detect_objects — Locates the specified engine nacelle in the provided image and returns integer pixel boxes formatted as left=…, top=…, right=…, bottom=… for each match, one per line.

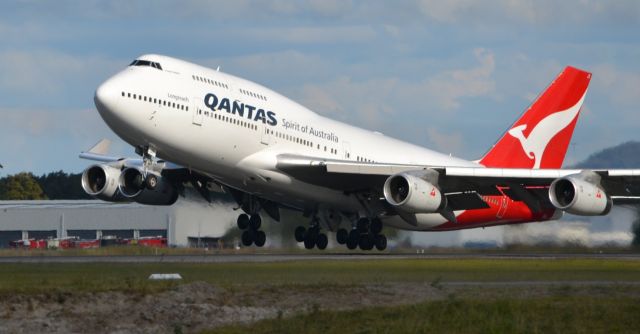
left=383, top=172, right=445, bottom=213
left=549, top=175, right=612, bottom=216
left=81, top=164, right=129, bottom=202
left=119, top=167, right=178, bottom=205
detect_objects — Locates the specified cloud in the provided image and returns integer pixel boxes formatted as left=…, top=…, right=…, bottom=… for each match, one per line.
left=0, top=49, right=122, bottom=97
left=426, top=127, right=464, bottom=154
left=420, top=48, right=496, bottom=110
left=241, top=25, right=377, bottom=44
left=416, top=0, right=640, bottom=25
left=591, top=63, right=640, bottom=107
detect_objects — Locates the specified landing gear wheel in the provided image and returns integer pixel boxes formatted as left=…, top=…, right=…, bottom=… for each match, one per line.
left=370, top=218, right=383, bottom=235
left=145, top=174, right=158, bottom=190
left=241, top=230, right=253, bottom=246
left=303, top=237, right=315, bottom=249
left=375, top=234, right=387, bottom=251
left=316, top=234, right=328, bottom=250
left=249, top=215, right=262, bottom=230
left=304, top=228, right=318, bottom=245
left=346, top=230, right=359, bottom=250
left=237, top=214, right=250, bottom=230
left=294, top=226, right=306, bottom=242
left=254, top=230, right=266, bottom=247
left=356, top=218, right=370, bottom=233
left=359, top=234, right=374, bottom=251
left=336, top=229, right=348, bottom=245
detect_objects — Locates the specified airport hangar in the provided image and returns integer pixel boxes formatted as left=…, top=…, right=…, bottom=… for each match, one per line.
left=0, top=200, right=233, bottom=248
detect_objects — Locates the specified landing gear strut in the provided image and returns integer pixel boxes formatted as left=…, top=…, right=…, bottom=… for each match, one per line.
left=237, top=213, right=266, bottom=247
left=336, top=217, right=387, bottom=251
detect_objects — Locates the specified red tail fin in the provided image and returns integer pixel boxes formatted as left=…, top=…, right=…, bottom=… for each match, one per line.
left=479, top=66, right=591, bottom=169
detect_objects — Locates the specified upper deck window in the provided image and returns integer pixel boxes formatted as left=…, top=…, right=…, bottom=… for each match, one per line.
left=129, top=59, right=163, bottom=70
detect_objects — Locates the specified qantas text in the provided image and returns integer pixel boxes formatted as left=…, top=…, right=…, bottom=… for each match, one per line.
left=204, top=93, right=277, bottom=126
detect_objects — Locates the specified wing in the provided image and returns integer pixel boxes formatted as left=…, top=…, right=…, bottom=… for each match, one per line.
left=276, top=153, right=640, bottom=212
left=79, top=139, right=214, bottom=202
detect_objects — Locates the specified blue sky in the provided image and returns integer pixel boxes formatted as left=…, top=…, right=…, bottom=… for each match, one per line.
left=1, top=0, right=640, bottom=176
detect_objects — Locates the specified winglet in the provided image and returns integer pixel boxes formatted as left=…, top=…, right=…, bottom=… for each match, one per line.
left=88, top=139, right=111, bottom=155
left=79, top=139, right=120, bottom=163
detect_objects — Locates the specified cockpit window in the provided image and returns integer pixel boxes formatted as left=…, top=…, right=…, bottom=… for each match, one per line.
left=129, top=59, right=162, bottom=70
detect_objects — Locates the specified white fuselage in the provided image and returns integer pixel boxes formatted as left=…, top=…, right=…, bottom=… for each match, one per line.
left=94, top=54, right=479, bottom=230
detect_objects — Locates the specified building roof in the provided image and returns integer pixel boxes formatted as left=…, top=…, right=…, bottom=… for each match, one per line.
left=0, top=200, right=148, bottom=210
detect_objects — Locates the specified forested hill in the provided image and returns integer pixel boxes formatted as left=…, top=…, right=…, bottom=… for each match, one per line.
left=571, top=141, right=640, bottom=169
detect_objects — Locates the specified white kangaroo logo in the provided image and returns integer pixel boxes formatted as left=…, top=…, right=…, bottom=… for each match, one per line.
left=508, top=93, right=586, bottom=169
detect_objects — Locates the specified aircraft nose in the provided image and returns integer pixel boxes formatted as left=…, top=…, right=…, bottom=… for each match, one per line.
left=94, top=77, right=120, bottom=115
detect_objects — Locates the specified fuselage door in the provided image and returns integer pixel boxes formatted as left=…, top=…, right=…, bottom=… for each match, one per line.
left=192, top=96, right=203, bottom=126
left=342, top=142, right=351, bottom=160
left=261, top=125, right=271, bottom=145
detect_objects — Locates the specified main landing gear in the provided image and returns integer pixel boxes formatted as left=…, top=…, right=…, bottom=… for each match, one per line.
left=237, top=213, right=266, bottom=247
left=336, top=217, right=387, bottom=251
left=294, top=220, right=329, bottom=250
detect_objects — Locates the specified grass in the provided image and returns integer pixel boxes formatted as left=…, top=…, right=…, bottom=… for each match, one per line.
left=0, top=258, right=639, bottom=295
left=209, top=296, right=640, bottom=334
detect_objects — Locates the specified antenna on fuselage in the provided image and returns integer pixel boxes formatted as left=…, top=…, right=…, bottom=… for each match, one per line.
left=216, top=66, right=220, bottom=72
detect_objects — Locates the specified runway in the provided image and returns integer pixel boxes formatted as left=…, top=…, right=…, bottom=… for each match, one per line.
left=1, top=252, right=640, bottom=263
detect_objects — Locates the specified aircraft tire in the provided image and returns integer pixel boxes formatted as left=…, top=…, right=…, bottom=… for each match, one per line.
left=375, top=234, right=387, bottom=251
left=249, top=215, right=262, bottom=230
left=359, top=234, right=373, bottom=251
left=145, top=174, right=158, bottom=190
left=370, top=218, right=383, bottom=235
left=336, top=229, right=348, bottom=244
left=255, top=230, right=266, bottom=247
left=241, top=230, right=253, bottom=246
left=237, top=214, right=250, bottom=230
left=346, top=237, right=358, bottom=250
left=294, top=226, right=306, bottom=242
left=303, top=236, right=315, bottom=249
left=356, top=218, right=369, bottom=232
left=316, top=234, right=328, bottom=250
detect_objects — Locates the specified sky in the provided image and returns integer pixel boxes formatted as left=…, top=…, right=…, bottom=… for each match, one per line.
left=0, top=0, right=638, bottom=246
left=1, top=1, right=639, bottom=176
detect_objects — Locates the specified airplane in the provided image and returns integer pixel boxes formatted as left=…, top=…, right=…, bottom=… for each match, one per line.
left=81, top=54, right=640, bottom=251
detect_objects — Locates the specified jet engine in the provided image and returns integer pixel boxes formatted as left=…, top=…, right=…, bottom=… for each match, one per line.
left=383, top=172, right=445, bottom=213
left=549, top=174, right=612, bottom=216
left=81, top=164, right=129, bottom=202
left=119, top=167, right=178, bottom=205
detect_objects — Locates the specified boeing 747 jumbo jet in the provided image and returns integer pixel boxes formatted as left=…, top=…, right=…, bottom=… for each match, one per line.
left=81, top=54, right=640, bottom=250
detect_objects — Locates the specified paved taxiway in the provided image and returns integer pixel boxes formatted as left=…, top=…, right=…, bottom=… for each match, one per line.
left=1, top=253, right=639, bottom=263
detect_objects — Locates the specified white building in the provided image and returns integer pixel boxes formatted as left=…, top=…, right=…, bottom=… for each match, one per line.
left=0, top=199, right=237, bottom=247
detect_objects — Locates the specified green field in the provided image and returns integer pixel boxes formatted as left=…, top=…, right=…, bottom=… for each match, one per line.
left=211, top=296, right=640, bottom=334
left=1, top=258, right=639, bottom=333
left=1, top=258, right=639, bottom=294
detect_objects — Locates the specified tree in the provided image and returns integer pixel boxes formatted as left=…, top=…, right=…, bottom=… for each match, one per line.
left=0, top=172, right=46, bottom=200
left=35, top=171, right=91, bottom=200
